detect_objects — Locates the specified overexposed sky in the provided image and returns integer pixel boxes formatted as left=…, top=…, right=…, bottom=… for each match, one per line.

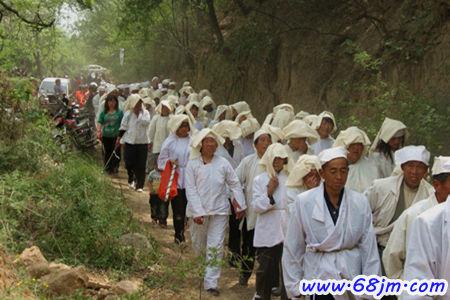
left=57, top=3, right=84, bottom=35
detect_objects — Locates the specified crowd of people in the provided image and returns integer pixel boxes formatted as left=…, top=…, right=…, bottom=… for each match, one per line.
left=81, top=75, right=449, bottom=300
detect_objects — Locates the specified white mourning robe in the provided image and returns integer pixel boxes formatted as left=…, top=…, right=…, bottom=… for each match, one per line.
left=253, top=171, right=288, bottom=248
left=147, top=114, right=170, bottom=153
left=402, top=199, right=450, bottom=300
left=236, top=153, right=264, bottom=231
left=311, top=136, right=334, bottom=155
left=383, top=194, right=438, bottom=279
left=282, top=183, right=381, bottom=299
left=364, top=174, right=434, bottom=247
left=346, top=156, right=381, bottom=193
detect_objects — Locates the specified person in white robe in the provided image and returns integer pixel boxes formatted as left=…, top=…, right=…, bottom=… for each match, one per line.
left=333, top=126, right=380, bottom=193
left=201, top=95, right=216, bottom=124
left=282, top=147, right=381, bottom=299
left=186, top=128, right=246, bottom=296
left=236, top=111, right=260, bottom=157
left=235, top=128, right=273, bottom=286
left=263, top=103, right=295, bottom=129
left=208, top=105, right=230, bottom=128
left=282, top=147, right=381, bottom=300
left=157, top=114, right=193, bottom=243
left=147, top=100, right=173, bottom=172
left=186, top=101, right=207, bottom=130
left=402, top=195, right=450, bottom=300
left=252, top=143, right=289, bottom=300
left=364, top=145, right=434, bottom=274
left=178, top=86, right=194, bottom=106
left=286, top=155, right=322, bottom=212
left=369, top=117, right=407, bottom=178
left=310, top=111, right=337, bottom=155
left=282, top=119, right=319, bottom=173
left=230, top=101, right=251, bottom=120
left=383, top=156, right=450, bottom=279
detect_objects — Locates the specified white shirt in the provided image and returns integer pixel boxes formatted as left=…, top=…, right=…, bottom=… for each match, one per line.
left=157, top=134, right=191, bottom=189
left=236, top=153, right=264, bottom=231
left=282, top=184, right=381, bottom=299
left=253, top=171, right=288, bottom=248
left=311, top=136, right=334, bottom=155
left=364, top=174, right=434, bottom=246
left=185, top=155, right=246, bottom=218
left=286, top=186, right=307, bottom=214
left=346, top=156, right=381, bottom=193
left=402, top=200, right=450, bottom=300
left=370, top=151, right=395, bottom=178
left=119, top=109, right=151, bottom=144
left=383, top=194, right=438, bottom=279
left=240, top=137, right=255, bottom=158
left=147, top=114, right=170, bottom=153
left=215, top=140, right=245, bottom=170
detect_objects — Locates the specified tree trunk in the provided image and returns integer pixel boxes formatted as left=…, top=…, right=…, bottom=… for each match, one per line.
left=204, top=0, right=224, bottom=49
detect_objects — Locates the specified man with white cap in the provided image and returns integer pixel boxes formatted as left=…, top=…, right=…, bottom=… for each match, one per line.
left=370, top=117, right=407, bottom=178
left=157, top=114, right=192, bottom=243
left=310, top=111, right=337, bottom=155
left=282, top=119, right=319, bottom=173
left=252, top=143, right=290, bottom=300
left=333, top=126, right=381, bottom=193
left=283, top=146, right=380, bottom=299
left=383, top=156, right=450, bottom=280
left=186, top=128, right=246, bottom=296
left=147, top=100, right=173, bottom=172
left=286, top=155, right=322, bottom=212
left=364, top=145, right=434, bottom=273
left=235, top=128, right=272, bottom=286
left=402, top=163, right=450, bottom=300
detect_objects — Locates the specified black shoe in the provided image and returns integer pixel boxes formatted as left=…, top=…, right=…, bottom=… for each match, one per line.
left=271, top=287, right=281, bottom=297
left=206, top=288, right=220, bottom=297
left=238, top=276, right=249, bottom=287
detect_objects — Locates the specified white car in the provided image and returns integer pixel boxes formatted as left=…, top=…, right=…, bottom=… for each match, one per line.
left=38, top=77, right=71, bottom=98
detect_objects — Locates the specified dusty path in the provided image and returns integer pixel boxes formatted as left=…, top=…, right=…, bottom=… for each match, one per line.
left=110, top=171, right=258, bottom=300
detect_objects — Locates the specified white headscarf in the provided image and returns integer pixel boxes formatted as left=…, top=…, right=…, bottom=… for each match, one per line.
left=186, top=93, right=201, bottom=103
left=240, top=117, right=261, bottom=138
left=295, top=111, right=310, bottom=120
left=261, top=124, right=285, bottom=143
left=168, top=114, right=191, bottom=134
left=286, top=155, right=322, bottom=188
left=370, top=117, right=407, bottom=153
left=431, top=156, right=450, bottom=176
left=259, top=143, right=289, bottom=178
left=200, top=96, right=216, bottom=110
left=394, top=145, right=430, bottom=167
left=155, top=100, right=174, bottom=114
left=212, top=120, right=242, bottom=140
left=230, top=101, right=250, bottom=115
left=199, top=89, right=212, bottom=100
left=333, top=126, right=371, bottom=155
left=303, top=114, right=318, bottom=127
left=190, top=128, right=224, bottom=159
left=315, top=111, right=337, bottom=133
left=123, top=94, right=143, bottom=111
left=283, top=120, right=319, bottom=145
left=213, top=105, right=231, bottom=121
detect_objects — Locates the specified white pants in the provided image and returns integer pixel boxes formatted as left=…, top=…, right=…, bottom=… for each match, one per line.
left=190, top=215, right=228, bottom=290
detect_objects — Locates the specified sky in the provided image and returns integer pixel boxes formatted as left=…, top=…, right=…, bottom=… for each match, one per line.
left=56, top=3, right=83, bottom=36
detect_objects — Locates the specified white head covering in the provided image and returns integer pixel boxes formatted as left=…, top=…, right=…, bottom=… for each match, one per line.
left=213, top=105, right=231, bottom=121
left=199, top=89, right=212, bottom=100
left=273, top=103, right=294, bottom=114
left=186, top=93, right=201, bottom=103
left=155, top=100, right=174, bottom=114
left=261, top=124, right=285, bottom=143
left=179, top=86, right=194, bottom=96
left=370, top=117, right=407, bottom=152
left=183, top=81, right=191, bottom=87
left=235, top=110, right=253, bottom=123
left=333, top=126, right=371, bottom=154
left=303, top=114, right=318, bottom=127
left=190, top=128, right=224, bottom=159
left=253, top=127, right=273, bottom=143
left=432, top=156, right=450, bottom=176
left=286, top=155, right=322, bottom=188
left=138, top=88, right=150, bottom=98
left=162, top=79, right=171, bottom=86
left=315, top=111, right=337, bottom=133
left=283, top=120, right=319, bottom=144
left=200, top=96, right=216, bottom=110
left=168, top=114, right=191, bottom=134
left=230, top=101, right=250, bottom=115
left=166, top=95, right=179, bottom=107
left=395, top=145, right=430, bottom=166
left=174, top=105, right=196, bottom=125
left=271, top=109, right=295, bottom=129
left=259, top=143, right=289, bottom=178
left=295, top=111, right=310, bottom=120
left=240, top=117, right=260, bottom=138
left=142, top=97, right=156, bottom=109
left=212, top=120, right=242, bottom=140
left=318, top=147, right=348, bottom=166
left=123, top=94, right=143, bottom=111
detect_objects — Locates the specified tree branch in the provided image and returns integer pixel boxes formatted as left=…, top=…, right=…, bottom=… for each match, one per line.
left=0, top=0, right=55, bottom=28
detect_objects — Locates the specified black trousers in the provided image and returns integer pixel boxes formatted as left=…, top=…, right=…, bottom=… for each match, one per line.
left=149, top=193, right=169, bottom=224
left=240, top=218, right=256, bottom=280
left=124, top=143, right=148, bottom=189
left=228, top=199, right=241, bottom=263
left=102, top=136, right=120, bottom=173
left=255, top=243, right=288, bottom=300
left=172, top=189, right=187, bottom=243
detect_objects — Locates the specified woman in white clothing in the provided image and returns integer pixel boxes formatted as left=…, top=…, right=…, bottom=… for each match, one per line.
left=252, top=143, right=289, bottom=300
left=185, top=128, right=246, bottom=296
left=310, top=111, right=337, bottom=155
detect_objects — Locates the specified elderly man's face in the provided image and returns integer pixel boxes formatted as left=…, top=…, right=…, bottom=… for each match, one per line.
left=402, top=161, right=428, bottom=189
left=347, top=143, right=364, bottom=164
left=289, top=137, right=308, bottom=153
left=201, top=137, right=218, bottom=157
left=320, top=158, right=349, bottom=192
